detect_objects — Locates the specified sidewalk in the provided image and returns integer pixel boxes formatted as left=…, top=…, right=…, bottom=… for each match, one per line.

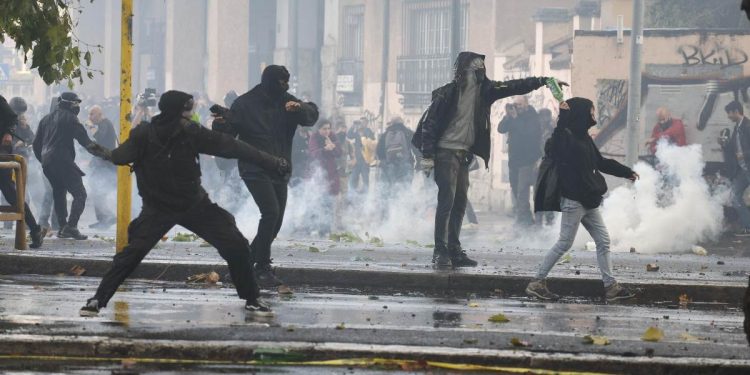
left=1, top=226, right=747, bottom=306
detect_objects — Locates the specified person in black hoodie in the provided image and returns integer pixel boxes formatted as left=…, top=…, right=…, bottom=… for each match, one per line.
left=527, top=97, right=639, bottom=302
left=0, top=95, right=46, bottom=248
left=79, top=91, right=289, bottom=317
left=214, top=65, right=319, bottom=287
left=412, top=51, right=559, bottom=269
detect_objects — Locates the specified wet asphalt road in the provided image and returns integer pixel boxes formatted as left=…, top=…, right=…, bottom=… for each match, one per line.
left=0, top=274, right=747, bottom=372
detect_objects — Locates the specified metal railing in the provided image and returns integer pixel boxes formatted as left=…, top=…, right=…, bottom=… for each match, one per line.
left=396, top=55, right=453, bottom=108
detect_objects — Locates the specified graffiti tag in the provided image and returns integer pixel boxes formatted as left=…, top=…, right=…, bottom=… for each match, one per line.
left=678, top=44, right=749, bottom=68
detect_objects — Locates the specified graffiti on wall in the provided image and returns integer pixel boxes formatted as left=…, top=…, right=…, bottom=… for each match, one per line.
left=595, top=79, right=628, bottom=132
left=678, top=44, right=749, bottom=69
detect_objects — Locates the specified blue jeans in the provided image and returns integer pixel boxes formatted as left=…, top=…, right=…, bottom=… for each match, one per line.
left=535, top=198, right=616, bottom=287
left=731, top=171, right=750, bottom=229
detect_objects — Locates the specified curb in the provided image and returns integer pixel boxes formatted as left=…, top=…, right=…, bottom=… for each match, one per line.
left=0, top=253, right=744, bottom=307
left=0, top=335, right=748, bottom=375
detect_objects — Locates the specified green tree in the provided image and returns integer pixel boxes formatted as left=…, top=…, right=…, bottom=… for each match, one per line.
left=647, top=0, right=749, bottom=29
left=0, top=0, right=99, bottom=85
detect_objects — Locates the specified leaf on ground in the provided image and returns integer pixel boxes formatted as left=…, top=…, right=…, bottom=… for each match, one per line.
left=335, top=322, right=345, bottom=330
left=463, top=338, right=478, bottom=344
left=488, top=313, right=510, bottom=323
left=199, top=241, right=212, bottom=248
left=646, top=263, right=660, bottom=272
left=510, top=337, right=530, bottom=347
left=68, top=265, right=86, bottom=276
left=161, top=236, right=169, bottom=241
left=641, top=326, right=664, bottom=342
left=406, top=240, right=420, bottom=246
left=329, top=232, right=363, bottom=243
left=679, top=332, right=702, bottom=342
left=582, top=335, right=611, bottom=345
left=369, top=236, right=384, bottom=247
left=278, top=285, right=293, bottom=295
left=691, top=245, right=708, bottom=256
left=557, top=253, right=572, bottom=265
left=468, top=302, right=480, bottom=308
left=424, top=243, right=435, bottom=248
left=308, top=246, right=320, bottom=253
left=206, top=271, right=220, bottom=284
left=173, top=232, right=199, bottom=242
left=678, top=293, right=691, bottom=307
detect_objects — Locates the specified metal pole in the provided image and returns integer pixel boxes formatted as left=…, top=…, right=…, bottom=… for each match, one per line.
left=379, top=0, right=390, bottom=134
left=116, top=0, right=133, bottom=252
left=624, top=0, right=644, bottom=167
left=450, top=0, right=461, bottom=62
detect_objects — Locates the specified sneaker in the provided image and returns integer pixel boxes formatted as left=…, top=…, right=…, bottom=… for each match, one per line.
left=29, top=227, right=48, bottom=249
left=59, top=225, right=88, bottom=240
left=525, top=279, right=560, bottom=300
left=735, top=228, right=750, bottom=237
left=432, top=247, right=452, bottom=269
left=605, top=282, right=636, bottom=302
left=79, top=299, right=100, bottom=317
left=449, top=246, right=478, bottom=268
left=254, top=264, right=284, bottom=287
left=245, top=298, right=274, bottom=316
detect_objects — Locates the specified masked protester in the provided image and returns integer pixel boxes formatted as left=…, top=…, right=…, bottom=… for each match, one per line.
left=412, top=51, right=561, bottom=269
left=214, top=65, right=319, bottom=287
left=32, top=92, right=110, bottom=240
left=0, top=95, right=46, bottom=248
left=80, top=90, right=291, bottom=317
left=528, top=97, right=639, bottom=302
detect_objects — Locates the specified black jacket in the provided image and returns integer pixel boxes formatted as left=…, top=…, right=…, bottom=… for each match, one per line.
left=413, top=76, right=546, bottom=167
left=722, top=117, right=750, bottom=178
left=215, top=85, right=319, bottom=183
left=0, top=95, right=18, bottom=155
left=535, top=98, right=633, bottom=211
left=33, top=108, right=98, bottom=173
left=111, top=115, right=282, bottom=213
left=498, top=106, right=543, bottom=168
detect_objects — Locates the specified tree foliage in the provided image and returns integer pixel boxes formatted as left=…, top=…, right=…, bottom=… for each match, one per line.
left=0, top=0, right=99, bottom=86
left=646, top=0, right=750, bottom=29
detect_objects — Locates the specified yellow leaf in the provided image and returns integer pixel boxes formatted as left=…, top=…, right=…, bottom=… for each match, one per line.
left=582, top=335, right=610, bottom=345
left=468, top=302, right=479, bottom=308
left=642, top=326, right=664, bottom=342
left=510, top=337, right=530, bottom=347
left=488, top=314, right=510, bottom=323
left=679, top=332, right=702, bottom=342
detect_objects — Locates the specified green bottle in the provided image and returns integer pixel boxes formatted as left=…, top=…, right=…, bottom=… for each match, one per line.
left=545, top=77, right=565, bottom=103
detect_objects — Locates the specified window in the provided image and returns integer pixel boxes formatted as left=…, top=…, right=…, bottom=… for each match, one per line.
left=337, top=5, right=365, bottom=107
left=397, top=0, right=468, bottom=109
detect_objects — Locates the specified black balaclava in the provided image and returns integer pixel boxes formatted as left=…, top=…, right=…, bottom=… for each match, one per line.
left=158, top=90, right=194, bottom=120
left=59, top=92, right=82, bottom=115
left=260, top=65, right=291, bottom=98
left=453, top=51, right=487, bottom=85
left=558, top=97, right=596, bottom=137
left=0, top=95, right=17, bottom=131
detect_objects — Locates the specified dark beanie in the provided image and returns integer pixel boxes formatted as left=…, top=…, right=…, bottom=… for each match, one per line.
left=158, top=90, right=193, bottom=117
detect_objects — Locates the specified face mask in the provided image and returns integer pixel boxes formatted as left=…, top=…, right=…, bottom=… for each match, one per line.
left=71, top=105, right=80, bottom=115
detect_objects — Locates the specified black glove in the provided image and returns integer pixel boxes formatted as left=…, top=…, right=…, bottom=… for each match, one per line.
left=86, top=143, right=112, bottom=161
left=276, top=157, right=291, bottom=177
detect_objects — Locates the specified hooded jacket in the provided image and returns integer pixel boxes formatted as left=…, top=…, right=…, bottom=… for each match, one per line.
left=33, top=104, right=101, bottom=173
left=0, top=95, right=18, bottom=154
left=412, top=52, right=547, bottom=167
left=110, top=91, right=285, bottom=213
left=215, top=65, right=319, bottom=183
left=535, top=97, right=633, bottom=211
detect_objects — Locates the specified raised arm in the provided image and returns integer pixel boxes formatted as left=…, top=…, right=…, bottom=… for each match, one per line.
left=486, top=77, right=547, bottom=103
left=194, top=125, right=287, bottom=174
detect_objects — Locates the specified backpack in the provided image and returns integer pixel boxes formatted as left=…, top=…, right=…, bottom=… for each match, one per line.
left=385, top=129, right=409, bottom=162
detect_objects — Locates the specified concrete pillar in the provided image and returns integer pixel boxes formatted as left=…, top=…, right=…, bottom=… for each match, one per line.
left=164, top=0, right=207, bottom=93
left=534, top=21, right=544, bottom=76
left=320, top=0, right=339, bottom=116
left=103, top=0, right=121, bottom=98
left=273, top=0, right=293, bottom=68
left=206, top=0, right=250, bottom=102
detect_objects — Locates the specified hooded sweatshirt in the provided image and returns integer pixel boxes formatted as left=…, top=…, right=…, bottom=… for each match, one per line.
left=437, top=57, right=483, bottom=151
left=551, top=97, right=633, bottom=209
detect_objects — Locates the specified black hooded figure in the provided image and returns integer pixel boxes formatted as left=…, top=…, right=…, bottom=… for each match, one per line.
left=527, top=97, right=639, bottom=302
left=412, top=51, right=554, bottom=269
left=80, top=90, right=291, bottom=317
left=0, top=95, right=46, bottom=248
left=215, top=65, right=319, bottom=287
left=33, top=92, right=110, bottom=240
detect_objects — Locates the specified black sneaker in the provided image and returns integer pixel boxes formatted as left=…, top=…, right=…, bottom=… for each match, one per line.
left=605, top=282, right=636, bottom=302
left=525, top=279, right=560, bottom=300
left=255, top=264, right=284, bottom=287
left=449, top=247, right=478, bottom=268
left=79, top=299, right=100, bottom=317
left=432, top=247, right=452, bottom=269
left=245, top=298, right=274, bottom=316
left=29, top=227, right=48, bottom=249
left=59, top=225, right=88, bottom=240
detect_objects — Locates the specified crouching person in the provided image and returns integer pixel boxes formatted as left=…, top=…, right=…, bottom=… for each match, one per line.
left=527, top=98, right=639, bottom=302
left=80, top=91, right=290, bottom=317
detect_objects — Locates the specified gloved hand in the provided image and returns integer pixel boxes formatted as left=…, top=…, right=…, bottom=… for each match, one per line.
left=86, top=143, right=112, bottom=161
left=275, top=157, right=291, bottom=177
left=421, top=158, right=434, bottom=177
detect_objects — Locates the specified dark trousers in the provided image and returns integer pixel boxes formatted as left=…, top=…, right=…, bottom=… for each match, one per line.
left=90, top=167, right=115, bottom=221
left=43, top=164, right=86, bottom=228
left=38, top=177, right=58, bottom=229
left=0, top=168, right=39, bottom=233
left=244, top=179, right=288, bottom=266
left=348, top=161, right=370, bottom=192
left=511, top=163, right=536, bottom=224
left=92, top=199, right=259, bottom=307
left=434, top=149, right=470, bottom=249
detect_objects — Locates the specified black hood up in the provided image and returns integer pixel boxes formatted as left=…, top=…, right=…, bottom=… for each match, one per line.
left=453, top=51, right=487, bottom=84
left=261, top=65, right=291, bottom=97
left=558, top=97, right=596, bottom=137
left=158, top=90, right=193, bottom=119
left=0, top=95, right=18, bottom=130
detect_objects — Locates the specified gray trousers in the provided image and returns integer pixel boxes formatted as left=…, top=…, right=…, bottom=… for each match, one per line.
left=434, top=149, right=470, bottom=249
left=536, top=198, right=616, bottom=287
left=514, top=164, right=536, bottom=224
